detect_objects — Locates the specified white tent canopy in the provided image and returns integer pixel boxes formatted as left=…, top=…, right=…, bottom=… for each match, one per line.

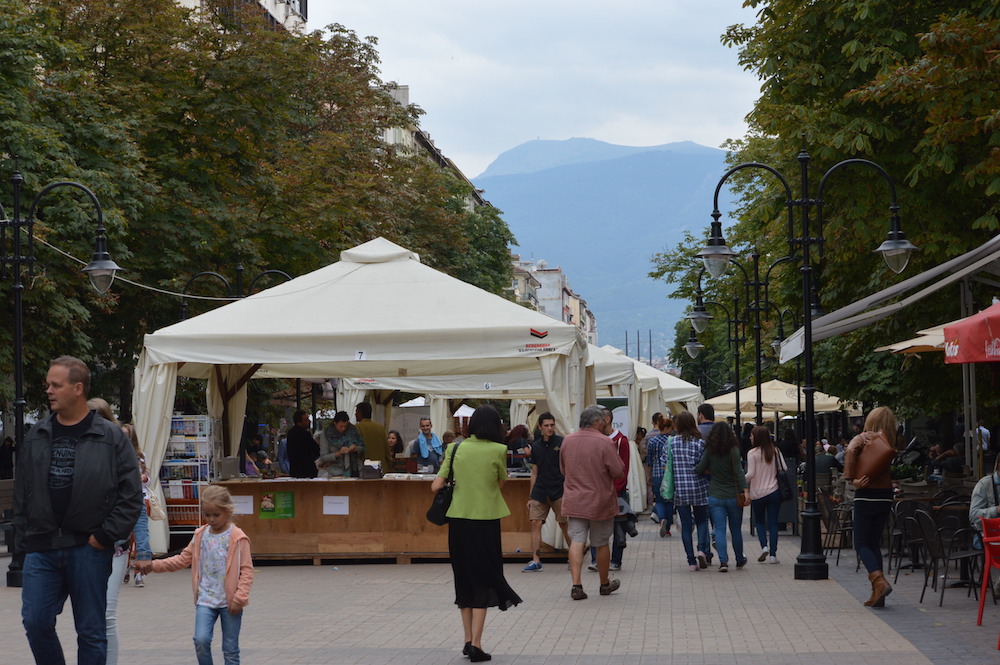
left=593, top=345, right=704, bottom=420
left=133, top=238, right=589, bottom=551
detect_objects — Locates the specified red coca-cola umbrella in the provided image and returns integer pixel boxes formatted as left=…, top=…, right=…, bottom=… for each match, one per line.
left=943, top=302, right=1000, bottom=363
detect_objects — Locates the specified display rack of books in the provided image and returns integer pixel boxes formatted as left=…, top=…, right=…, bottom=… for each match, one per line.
left=161, top=415, right=214, bottom=534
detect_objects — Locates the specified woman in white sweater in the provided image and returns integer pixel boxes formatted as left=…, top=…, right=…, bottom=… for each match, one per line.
left=745, top=426, right=786, bottom=564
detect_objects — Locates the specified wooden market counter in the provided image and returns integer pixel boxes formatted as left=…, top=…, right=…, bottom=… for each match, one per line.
left=213, top=477, right=538, bottom=564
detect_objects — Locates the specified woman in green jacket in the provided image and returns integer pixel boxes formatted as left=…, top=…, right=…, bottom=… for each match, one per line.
left=432, top=405, right=521, bottom=662
left=695, top=422, right=750, bottom=572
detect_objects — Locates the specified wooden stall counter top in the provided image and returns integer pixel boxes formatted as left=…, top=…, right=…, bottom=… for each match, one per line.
left=214, top=477, right=535, bottom=564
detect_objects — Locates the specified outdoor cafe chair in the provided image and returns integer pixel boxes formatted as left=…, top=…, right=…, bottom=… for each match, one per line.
left=933, top=489, right=964, bottom=504
left=817, top=489, right=852, bottom=566
left=976, top=516, right=1000, bottom=648
left=891, top=500, right=926, bottom=582
left=916, top=510, right=981, bottom=607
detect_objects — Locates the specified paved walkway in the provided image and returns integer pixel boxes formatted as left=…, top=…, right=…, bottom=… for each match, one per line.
left=0, top=515, right=996, bottom=664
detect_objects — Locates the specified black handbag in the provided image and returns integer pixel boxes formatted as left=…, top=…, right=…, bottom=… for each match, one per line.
left=775, top=454, right=793, bottom=501
left=426, top=442, right=460, bottom=526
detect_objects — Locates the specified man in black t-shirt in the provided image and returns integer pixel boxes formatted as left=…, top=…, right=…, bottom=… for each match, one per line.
left=286, top=410, right=320, bottom=478
left=14, top=356, right=142, bottom=665
left=522, top=412, right=570, bottom=572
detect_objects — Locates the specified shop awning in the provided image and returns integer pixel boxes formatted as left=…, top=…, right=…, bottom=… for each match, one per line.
left=780, top=234, right=1000, bottom=363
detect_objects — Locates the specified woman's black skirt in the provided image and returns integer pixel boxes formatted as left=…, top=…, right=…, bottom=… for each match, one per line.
left=448, top=518, right=522, bottom=611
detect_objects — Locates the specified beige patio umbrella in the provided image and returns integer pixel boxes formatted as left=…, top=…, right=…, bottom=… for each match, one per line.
left=704, top=379, right=846, bottom=414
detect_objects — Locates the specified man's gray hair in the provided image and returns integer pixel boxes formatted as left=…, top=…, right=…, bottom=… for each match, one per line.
left=579, top=405, right=605, bottom=429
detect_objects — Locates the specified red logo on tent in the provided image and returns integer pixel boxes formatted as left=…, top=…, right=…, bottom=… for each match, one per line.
left=530, top=329, right=548, bottom=339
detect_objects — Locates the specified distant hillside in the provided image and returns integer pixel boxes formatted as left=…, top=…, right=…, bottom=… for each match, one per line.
left=474, top=139, right=737, bottom=358
left=477, top=138, right=721, bottom=179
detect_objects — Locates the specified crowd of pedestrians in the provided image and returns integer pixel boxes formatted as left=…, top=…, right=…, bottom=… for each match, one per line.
left=10, top=357, right=918, bottom=665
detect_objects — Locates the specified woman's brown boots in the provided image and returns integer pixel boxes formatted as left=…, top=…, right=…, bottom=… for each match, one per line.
left=864, top=571, right=892, bottom=607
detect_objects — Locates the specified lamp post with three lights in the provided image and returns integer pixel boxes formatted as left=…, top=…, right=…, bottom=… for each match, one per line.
left=695, top=148, right=916, bottom=580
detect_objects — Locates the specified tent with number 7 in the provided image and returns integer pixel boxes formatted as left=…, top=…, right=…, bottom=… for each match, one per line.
left=133, top=237, right=591, bottom=551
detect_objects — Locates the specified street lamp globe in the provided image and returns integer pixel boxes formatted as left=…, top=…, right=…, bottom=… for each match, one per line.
left=683, top=330, right=704, bottom=359
left=688, top=296, right=713, bottom=334
left=876, top=235, right=917, bottom=274
left=697, top=243, right=737, bottom=279
left=83, top=256, right=122, bottom=294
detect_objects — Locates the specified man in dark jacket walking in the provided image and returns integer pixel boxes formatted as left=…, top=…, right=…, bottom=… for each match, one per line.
left=14, top=356, right=142, bottom=665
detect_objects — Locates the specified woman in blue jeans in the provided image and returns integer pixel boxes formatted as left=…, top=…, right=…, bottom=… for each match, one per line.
left=661, top=411, right=712, bottom=571
left=645, top=417, right=674, bottom=535
left=695, top=422, right=749, bottom=572
left=745, top=425, right=784, bottom=564
left=844, top=406, right=897, bottom=607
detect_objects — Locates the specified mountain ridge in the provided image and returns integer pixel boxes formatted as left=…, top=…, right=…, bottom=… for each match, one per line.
left=475, top=138, right=736, bottom=357
left=476, top=137, right=723, bottom=179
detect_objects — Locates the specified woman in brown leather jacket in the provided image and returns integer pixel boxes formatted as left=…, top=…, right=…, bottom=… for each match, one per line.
left=843, top=406, right=897, bottom=607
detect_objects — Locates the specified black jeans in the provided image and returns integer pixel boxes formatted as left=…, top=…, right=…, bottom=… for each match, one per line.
left=852, top=498, right=891, bottom=573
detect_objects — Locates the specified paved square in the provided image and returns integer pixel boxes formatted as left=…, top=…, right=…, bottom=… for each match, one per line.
left=1, top=515, right=996, bottom=663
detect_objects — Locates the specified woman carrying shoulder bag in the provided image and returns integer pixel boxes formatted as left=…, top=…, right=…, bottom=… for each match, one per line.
left=843, top=406, right=897, bottom=608
left=431, top=405, right=521, bottom=662
left=695, top=422, right=750, bottom=572
left=745, top=425, right=783, bottom=564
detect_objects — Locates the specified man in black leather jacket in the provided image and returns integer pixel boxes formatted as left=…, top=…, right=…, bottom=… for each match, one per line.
left=13, top=356, right=142, bottom=665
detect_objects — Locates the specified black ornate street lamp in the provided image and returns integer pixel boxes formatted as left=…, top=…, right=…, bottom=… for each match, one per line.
left=180, top=263, right=292, bottom=320
left=1, top=170, right=122, bottom=586
left=696, top=148, right=916, bottom=581
left=688, top=270, right=745, bottom=429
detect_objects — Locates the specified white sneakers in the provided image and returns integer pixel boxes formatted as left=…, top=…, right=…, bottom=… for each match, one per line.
left=769, top=556, right=779, bottom=564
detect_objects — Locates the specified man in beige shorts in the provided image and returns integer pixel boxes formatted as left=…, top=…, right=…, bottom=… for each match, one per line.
left=559, top=405, right=626, bottom=600
left=522, top=413, right=570, bottom=572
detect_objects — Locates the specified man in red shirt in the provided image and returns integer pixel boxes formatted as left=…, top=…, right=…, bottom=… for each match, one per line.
left=599, top=408, right=632, bottom=571
left=560, top=405, right=626, bottom=600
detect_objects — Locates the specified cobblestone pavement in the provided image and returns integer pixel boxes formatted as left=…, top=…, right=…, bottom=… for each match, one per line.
left=1, top=514, right=997, bottom=664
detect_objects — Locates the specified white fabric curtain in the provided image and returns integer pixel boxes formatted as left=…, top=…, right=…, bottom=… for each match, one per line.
left=206, top=365, right=254, bottom=456
left=541, top=514, right=569, bottom=551
left=131, top=351, right=177, bottom=554
left=583, top=362, right=597, bottom=413
left=336, top=383, right=366, bottom=422
left=510, top=399, right=532, bottom=430
left=626, top=439, right=647, bottom=513
left=539, top=355, right=577, bottom=436
left=429, top=397, right=451, bottom=439
left=640, top=386, right=661, bottom=425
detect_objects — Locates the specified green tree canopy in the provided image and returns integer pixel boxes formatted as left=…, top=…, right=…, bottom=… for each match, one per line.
left=654, top=0, right=1000, bottom=418
left=0, top=0, right=515, bottom=414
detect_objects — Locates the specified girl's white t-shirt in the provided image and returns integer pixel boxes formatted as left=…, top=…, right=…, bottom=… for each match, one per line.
left=197, top=525, right=231, bottom=608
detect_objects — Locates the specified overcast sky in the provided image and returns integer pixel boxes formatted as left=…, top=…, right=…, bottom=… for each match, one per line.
left=307, top=1, right=762, bottom=178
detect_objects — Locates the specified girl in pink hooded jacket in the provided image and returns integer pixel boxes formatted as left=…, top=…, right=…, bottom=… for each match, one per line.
left=142, top=485, right=253, bottom=665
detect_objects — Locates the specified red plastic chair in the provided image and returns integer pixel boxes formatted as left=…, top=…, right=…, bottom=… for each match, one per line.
left=977, top=516, right=1000, bottom=649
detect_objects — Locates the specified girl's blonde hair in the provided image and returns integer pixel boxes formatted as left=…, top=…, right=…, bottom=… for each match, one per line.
left=864, top=406, right=897, bottom=439
left=87, top=397, right=118, bottom=425
left=201, top=485, right=235, bottom=514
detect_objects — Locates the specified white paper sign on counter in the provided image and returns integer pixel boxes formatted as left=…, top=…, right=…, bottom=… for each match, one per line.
left=323, top=495, right=349, bottom=515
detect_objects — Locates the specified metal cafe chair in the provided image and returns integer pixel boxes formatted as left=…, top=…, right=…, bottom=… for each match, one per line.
left=916, top=510, right=980, bottom=607
left=891, top=499, right=926, bottom=583
left=817, top=489, right=852, bottom=566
